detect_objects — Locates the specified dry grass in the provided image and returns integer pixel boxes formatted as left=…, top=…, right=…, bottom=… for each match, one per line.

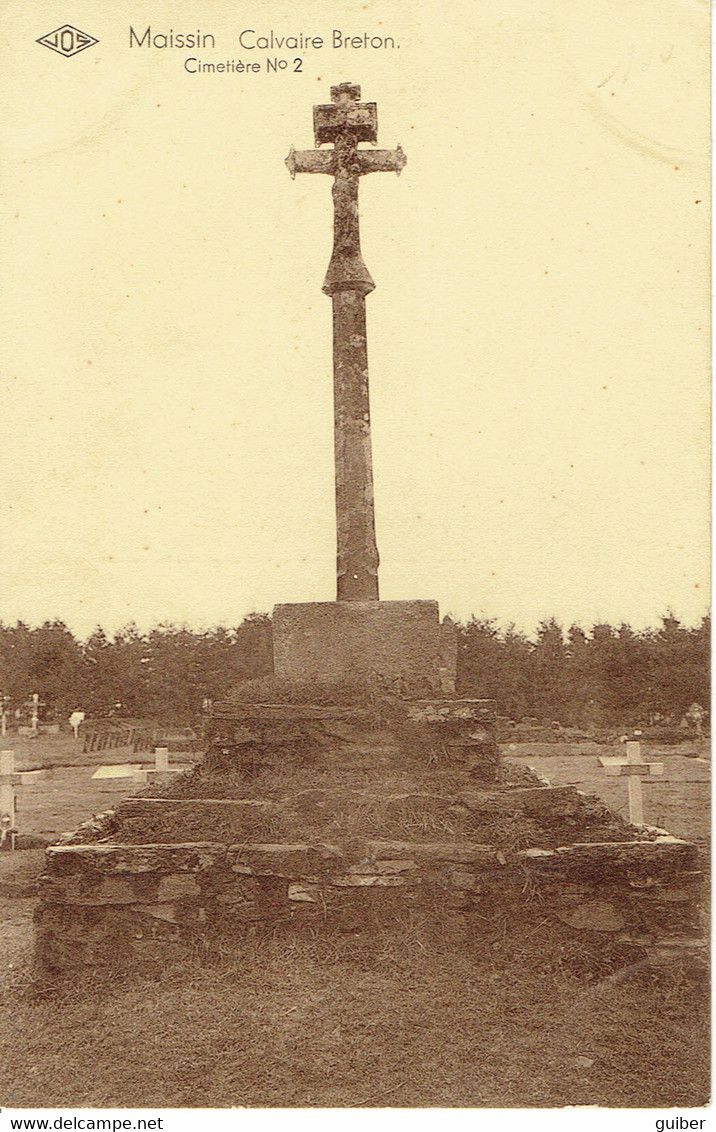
left=1, top=734, right=707, bottom=1109
left=114, top=757, right=632, bottom=850
left=0, top=917, right=708, bottom=1108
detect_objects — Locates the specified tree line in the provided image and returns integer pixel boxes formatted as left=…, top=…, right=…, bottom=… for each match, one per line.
left=0, top=612, right=708, bottom=727
left=457, top=614, right=709, bottom=727
left=0, top=615, right=272, bottom=723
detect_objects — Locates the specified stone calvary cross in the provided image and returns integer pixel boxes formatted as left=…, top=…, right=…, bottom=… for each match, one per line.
left=286, top=82, right=406, bottom=602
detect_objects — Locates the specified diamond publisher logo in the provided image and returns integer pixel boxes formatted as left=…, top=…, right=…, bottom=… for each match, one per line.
left=37, top=25, right=98, bottom=57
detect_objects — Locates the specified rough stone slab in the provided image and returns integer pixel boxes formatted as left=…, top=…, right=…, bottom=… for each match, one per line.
left=330, top=875, right=407, bottom=887
left=460, top=785, right=581, bottom=815
left=41, top=838, right=701, bottom=899
left=134, top=904, right=180, bottom=924
left=405, top=699, right=497, bottom=725
left=521, top=839, right=699, bottom=881
left=38, top=875, right=158, bottom=906
left=288, top=883, right=320, bottom=902
left=156, top=875, right=201, bottom=901
left=46, top=843, right=227, bottom=875
left=227, top=842, right=345, bottom=877
left=91, top=764, right=142, bottom=780
left=347, top=858, right=419, bottom=875
left=210, top=702, right=374, bottom=723
left=118, top=797, right=273, bottom=815
left=365, top=840, right=500, bottom=864
left=272, top=599, right=441, bottom=686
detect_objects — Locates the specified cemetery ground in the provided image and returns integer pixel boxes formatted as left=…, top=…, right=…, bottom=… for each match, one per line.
left=0, top=737, right=708, bottom=1109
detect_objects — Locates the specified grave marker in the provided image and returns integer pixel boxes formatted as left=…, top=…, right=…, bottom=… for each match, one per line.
left=29, top=692, right=42, bottom=735
left=69, top=710, right=85, bottom=740
left=599, top=740, right=664, bottom=826
left=0, top=750, right=46, bottom=850
left=154, top=746, right=169, bottom=773
left=0, top=751, right=16, bottom=849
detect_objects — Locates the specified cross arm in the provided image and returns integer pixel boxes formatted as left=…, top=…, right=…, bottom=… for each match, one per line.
left=599, top=756, right=664, bottom=777
left=285, top=147, right=334, bottom=179
left=355, top=146, right=407, bottom=175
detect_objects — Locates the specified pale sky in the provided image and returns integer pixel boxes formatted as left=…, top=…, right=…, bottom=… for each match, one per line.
left=0, top=0, right=710, bottom=640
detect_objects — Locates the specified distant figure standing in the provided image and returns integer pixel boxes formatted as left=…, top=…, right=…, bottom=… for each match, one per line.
left=69, top=710, right=86, bottom=740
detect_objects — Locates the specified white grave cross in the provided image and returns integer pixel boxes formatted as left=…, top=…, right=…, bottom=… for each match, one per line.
left=90, top=747, right=186, bottom=792
left=0, top=750, right=44, bottom=850
left=0, top=751, right=17, bottom=849
left=599, top=740, right=664, bottom=826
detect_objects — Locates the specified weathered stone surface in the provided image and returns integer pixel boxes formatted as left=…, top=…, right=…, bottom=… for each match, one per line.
left=521, top=839, right=699, bottom=881
left=38, top=874, right=157, bottom=905
left=228, top=842, right=345, bottom=877
left=405, top=699, right=496, bottom=726
left=288, top=883, right=320, bottom=902
left=134, top=904, right=180, bottom=923
left=558, top=900, right=626, bottom=932
left=34, top=821, right=703, bottom=976
left=460, top=785, right=581, bottom=816
left=272, top=599, right=441, bottom=687
left=156, top=874, right=201, bottom=901
left=46, top=843, right=226, bottom=876
left=330, top=875, right=407, bottom=887
left=287, top=83, right=406, bottom=601
left=346, top=858, right=418, bottom=875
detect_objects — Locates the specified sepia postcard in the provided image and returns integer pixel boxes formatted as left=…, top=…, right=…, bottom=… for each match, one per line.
left=0, top=0, right=709, bottom=1125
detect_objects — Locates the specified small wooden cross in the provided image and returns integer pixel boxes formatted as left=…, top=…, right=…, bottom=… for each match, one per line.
left=91, top=747, right=189, bottom=791
left=22, top=692, right=45, bottom=735
left=599, top=740, right=664, bottom=826
left=0, top=750, right=44, bottom=850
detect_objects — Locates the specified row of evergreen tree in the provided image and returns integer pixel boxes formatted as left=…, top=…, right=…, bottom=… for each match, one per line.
left=0, top=612, right=708, bottom=727
left=457, top=615, right=709, bottom=727
left=0, top=616, right=272, bottom=722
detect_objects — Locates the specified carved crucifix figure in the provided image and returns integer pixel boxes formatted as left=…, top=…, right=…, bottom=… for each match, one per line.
left=287, top=82, right=406, bottom=601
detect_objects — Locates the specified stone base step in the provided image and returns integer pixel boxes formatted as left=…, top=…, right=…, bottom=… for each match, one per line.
left=34, top=833, right=703, bottom=974
left=41, top=835, right=699, bottom=889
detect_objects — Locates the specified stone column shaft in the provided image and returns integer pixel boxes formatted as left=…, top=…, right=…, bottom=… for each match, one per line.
left=332, top=289, right=379, bottom=601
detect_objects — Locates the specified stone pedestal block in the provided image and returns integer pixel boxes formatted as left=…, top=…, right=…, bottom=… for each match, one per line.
left=272, top=600, right=441, bottom=689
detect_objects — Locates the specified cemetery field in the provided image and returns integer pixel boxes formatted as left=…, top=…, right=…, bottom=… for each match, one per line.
left=7, top=733, right=176, bottom=771
left=0, top=739, right=709, bottom=1109
left=506, top=745, right=710, bottom=851
left=4, top=748, right=201, bottom=849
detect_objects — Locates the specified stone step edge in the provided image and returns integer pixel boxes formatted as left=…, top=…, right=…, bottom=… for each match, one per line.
left=210, top=704, right=376, bottom=722
left=64, top=784, right=606, bottom=846
left=44, top=835, right=697, bottom=873
left=118, top=784, right=587, bottom=811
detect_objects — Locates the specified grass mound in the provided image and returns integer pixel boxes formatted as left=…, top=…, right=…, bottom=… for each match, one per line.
left=1, top=912, right=708, bottom=1108
left=107, top=755, right=635, bottom=851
